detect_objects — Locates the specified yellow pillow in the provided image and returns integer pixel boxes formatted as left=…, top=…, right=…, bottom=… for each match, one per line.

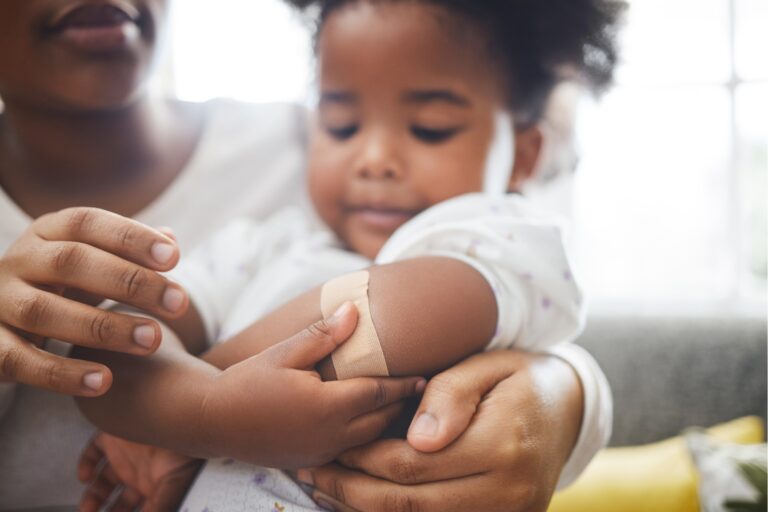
left=548, top=416, right=765, bottom=512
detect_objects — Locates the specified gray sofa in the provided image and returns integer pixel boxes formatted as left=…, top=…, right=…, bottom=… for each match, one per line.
left=578, top=314, right=767, bottom=446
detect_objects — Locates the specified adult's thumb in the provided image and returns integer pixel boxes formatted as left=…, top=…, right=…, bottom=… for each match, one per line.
left=264, top=302, right=358, bottom=370
left=407, top=352, right=516, bottom=452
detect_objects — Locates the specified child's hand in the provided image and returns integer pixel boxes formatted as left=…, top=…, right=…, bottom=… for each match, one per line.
left=202, top=302, right=426, bottom=469
left=78, top=432, right=201, bottom=512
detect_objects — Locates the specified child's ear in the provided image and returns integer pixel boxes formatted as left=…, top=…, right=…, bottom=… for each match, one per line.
left=508, top=126, right=543, bottom=192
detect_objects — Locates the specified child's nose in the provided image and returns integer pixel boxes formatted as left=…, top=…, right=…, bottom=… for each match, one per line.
left=355, top=133, right=404, bottom=180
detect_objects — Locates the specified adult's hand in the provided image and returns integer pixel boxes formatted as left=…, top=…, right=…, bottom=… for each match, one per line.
left=201, top=302, right=426, bottom=469
left=0, top=207, right=188, bottom=396
left=300, top=350, right=584, bottom=512
left=78, top=432, right=201, bottom=512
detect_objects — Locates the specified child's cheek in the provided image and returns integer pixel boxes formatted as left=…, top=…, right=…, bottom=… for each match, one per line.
left=308, top=161, right=345, bottom=230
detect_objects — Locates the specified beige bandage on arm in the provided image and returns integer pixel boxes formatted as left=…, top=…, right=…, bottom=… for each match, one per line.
left=320, top=270, right=389, bottom=379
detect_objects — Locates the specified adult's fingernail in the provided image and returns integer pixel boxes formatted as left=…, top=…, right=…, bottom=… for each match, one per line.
left=409, top=412, right=438, bottom=438
left=331, top=301, right=354, bottom=323
left=83, top=372, right=104, bottom=391
left=296, top=468, right=313, bottom=486
left=151, top=242, right=175, bottom=265
left=162, top=287, right=185, bottom=313
left=133, top=324, right=156, bottom=349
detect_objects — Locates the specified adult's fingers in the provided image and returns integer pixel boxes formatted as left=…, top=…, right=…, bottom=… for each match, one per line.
left=78, top=435, right=106, bottom=483
left=312, top=492, right=360, bottom=512
left=262, top=302, right=358, bottom=369
left=31, top=207, right=180, bottom=272
left=79, top=463, right=123, bottom=512
left=0, top=326, right=112, bottom=395
left=305, top=463, right=498, bottom=512
left=0, top=286, right=164, bottom=354
left=337, top=435, right=491, bottom=486
left=13, top=242, right=188, bottom=319
left=407, top=351, right=522, bottom=452
left=143, top=460, right=203, bottom=512
left=328, top=375, right=425, bottom=418
left=107, top=486, right=143, bottom=512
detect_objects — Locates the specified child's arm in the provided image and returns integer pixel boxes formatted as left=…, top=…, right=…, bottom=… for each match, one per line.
left=202, top=256, right=497, bottom=378
left=75, top=304, right=424, bottom=468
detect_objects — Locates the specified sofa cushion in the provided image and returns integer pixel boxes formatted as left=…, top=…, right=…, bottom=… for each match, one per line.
left=577, top=314, right=767, bottom=446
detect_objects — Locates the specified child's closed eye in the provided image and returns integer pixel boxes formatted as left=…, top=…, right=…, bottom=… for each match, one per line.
left=410, top=125, right=465, bottom=144
left=326, top=124, right=359, bottom=141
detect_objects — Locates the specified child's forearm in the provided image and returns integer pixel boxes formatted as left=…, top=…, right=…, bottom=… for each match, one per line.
left=204, top=256, right=497, bottom=378
left=74, top=325, right=222, bottom=458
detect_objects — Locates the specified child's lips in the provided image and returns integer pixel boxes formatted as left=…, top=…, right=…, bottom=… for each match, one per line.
left=347, top=206, right=419, bottom=232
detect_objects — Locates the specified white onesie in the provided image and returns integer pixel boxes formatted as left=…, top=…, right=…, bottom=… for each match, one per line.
left=172, top=192, right=609, bottom=511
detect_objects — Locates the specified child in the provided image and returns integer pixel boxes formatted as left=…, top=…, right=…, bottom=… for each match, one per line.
left=76, top=0, right=624, bottom=509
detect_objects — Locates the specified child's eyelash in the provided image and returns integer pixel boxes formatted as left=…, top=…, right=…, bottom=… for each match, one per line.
left=410, top=126, right=464, bottom=144
left=327, top=125, right=358, bottom=140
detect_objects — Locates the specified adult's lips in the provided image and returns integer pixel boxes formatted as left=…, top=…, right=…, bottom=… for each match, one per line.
left=45, top=1, right=142, bottom=53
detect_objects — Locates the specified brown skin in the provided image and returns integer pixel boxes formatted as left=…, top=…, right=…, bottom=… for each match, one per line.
left=76, top=4, right=583, bottom=511
left=77, top=305, right=425, bottom=469
left=305, top=350, right=583, bottom=512
left=76, top=257, right=493, bottom=460
left=309, top=2, right=541, bottom=260
left=0, top=0, right=206, bottom=395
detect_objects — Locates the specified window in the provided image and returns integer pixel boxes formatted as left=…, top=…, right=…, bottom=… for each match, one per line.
left=571, top=0, right=766, bottom=312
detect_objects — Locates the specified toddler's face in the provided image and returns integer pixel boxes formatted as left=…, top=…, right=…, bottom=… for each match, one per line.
left=308, top=1, right=539, bottom=259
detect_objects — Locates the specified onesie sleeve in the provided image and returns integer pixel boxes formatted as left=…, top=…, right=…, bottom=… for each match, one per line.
left=548, top=342, right=613, bottom=489
left=376, top=193, right=585, bottom=351
left=169, top=218, right=268, bottom=345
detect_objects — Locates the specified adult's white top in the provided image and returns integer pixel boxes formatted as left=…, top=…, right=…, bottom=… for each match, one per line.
left=0, top=99, right=306, bottom=509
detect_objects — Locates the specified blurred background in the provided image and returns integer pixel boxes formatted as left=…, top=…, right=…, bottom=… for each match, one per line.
left=159, top=0, right=767, bottom=316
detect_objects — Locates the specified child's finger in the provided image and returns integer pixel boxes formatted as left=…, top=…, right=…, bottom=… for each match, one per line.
left=263, top=302, right=358, bottom=369
left=331, top=376, right=425, bottom=418
left=343, top=401, right=405, bottom=448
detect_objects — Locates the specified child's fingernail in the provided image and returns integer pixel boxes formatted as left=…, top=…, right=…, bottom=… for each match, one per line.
left=331, top=301, right=354, bottom=322
left=162, top=287, right=185, bottom=313
left=296, top=468, right=313, bottom=486
left=409, top=412, right=438, bottom=438
left=83, top=372, right=104, bottom=391
left=151, top=242, right=175, bottom=265
left=133, top=324, right=156, bottom=349
left=415, top=379, right=427, bottom=394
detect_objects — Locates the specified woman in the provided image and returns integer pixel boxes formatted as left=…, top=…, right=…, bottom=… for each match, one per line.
left=0, top=0, right=609, bottom=510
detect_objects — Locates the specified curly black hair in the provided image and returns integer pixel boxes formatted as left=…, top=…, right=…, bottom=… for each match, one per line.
left=285, top=0, right=626, bottom=125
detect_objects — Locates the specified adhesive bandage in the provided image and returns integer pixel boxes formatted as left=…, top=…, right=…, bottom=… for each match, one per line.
left=320, top=270, right=389, bottom=379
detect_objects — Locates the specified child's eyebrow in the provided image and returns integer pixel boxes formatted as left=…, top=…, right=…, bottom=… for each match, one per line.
left=320, top=91, right=357, bottom=104
left=402, top=90, right=471, bottom=107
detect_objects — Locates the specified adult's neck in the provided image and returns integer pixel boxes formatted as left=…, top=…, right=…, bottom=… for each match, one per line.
left=0, top=94, right=170, bottom=188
